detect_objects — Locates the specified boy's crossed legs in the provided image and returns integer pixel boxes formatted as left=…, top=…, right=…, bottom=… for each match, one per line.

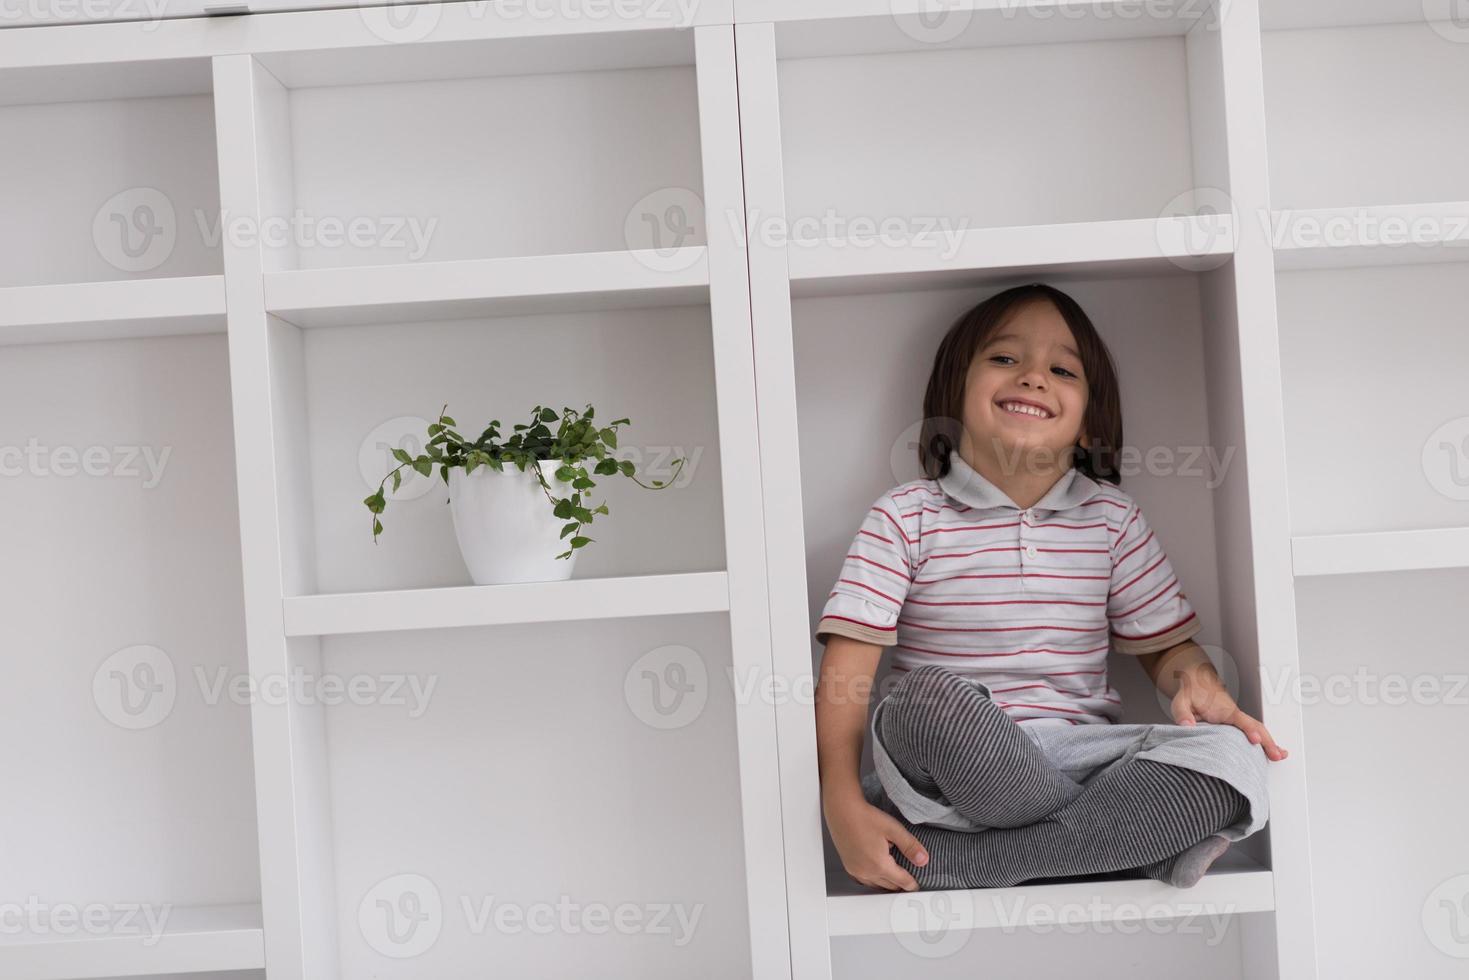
left=878, top=664, right=1247, bottom=890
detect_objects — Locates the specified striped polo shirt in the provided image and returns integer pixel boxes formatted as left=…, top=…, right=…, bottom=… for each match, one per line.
left=815, top=449, right=1201, bottom=726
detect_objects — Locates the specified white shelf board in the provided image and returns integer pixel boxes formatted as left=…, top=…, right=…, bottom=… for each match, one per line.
left=0, top=902, right=264, bottom=980
left=0, top=58, right=213, bottom=107
left=787, top=215, right=1232, bottom=298
left=284, top=570, right=731, bottom=637
left=264, top=249, right=710, bottom=328
left=1271, top=202, right=1469, bottom=271
left=0, top=0, right=729, bottom=78
left=0, top=275, right=226, bottom=346
left=255, top=23, right=700, bottom=88
left=1292, top=527, right=1469, bottom=578
left=1261, top=0, right=1447, bottom=32
left=826, top=851, right=1273, bottom=938
left=742, top=0, right=1209, bottom=58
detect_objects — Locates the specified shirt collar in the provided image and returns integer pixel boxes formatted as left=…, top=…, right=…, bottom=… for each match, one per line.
left=937, top=449, right=1102, bottom=514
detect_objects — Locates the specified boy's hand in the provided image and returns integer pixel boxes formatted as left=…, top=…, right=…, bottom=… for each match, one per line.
left=825, top=794, right=929, bottom=892
left=1168, top=663, right=1288, bottom=762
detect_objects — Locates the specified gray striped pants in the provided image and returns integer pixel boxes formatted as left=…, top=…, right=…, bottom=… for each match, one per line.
left=864, top=664, right=1267, bottom=890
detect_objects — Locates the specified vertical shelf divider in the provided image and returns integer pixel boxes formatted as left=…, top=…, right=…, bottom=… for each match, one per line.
left=694, top=23, right=794, bottom=980
left=212, top=52, right=340, bottom=980
left=732, top=20, right=833, bottom=980
left=1214, top=2, right=1320, bottom=977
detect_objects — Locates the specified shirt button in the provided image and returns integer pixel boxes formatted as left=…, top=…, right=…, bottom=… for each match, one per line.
left=1025, top=545, right=1038, bottom=559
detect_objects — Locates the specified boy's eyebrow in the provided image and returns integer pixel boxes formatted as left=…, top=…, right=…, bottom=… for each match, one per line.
left=985, top=332, right=1082, bottom=361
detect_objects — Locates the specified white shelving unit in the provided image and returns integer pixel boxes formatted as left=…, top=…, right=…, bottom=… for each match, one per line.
left=0, top=39, right=263, bottom=980
left=1259, top=4, right=1469, bottom=979
left=736, top=1, right=1314, bottom=978
left=4, top=0, right=1461, bottom=977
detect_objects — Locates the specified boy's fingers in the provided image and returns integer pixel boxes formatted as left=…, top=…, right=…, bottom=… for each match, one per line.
left=1170, top=688, right=1197, bottom=726
left=1232, top=709, right=1288, bottom=760
left=878, top=856, right=920, bottom=892
left=888, top=823, right=929, bottom=867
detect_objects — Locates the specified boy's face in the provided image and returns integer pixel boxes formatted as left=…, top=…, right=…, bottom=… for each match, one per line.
left=960, top=299, right=1090, bottom=473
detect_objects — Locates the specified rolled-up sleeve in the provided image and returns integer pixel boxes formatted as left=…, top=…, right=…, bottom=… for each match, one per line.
left=814, top=490, right=916, bottom=647
left=1107, top=500, right=1202, bottom=655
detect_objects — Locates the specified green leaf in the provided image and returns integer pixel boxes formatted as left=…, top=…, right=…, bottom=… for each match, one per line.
left=439, top=464, right=450, bottom=485
left=427, top=423, right=445, bottom=436
left=618, top=460, right=634, bottom=477
left=569, top=536, right=591, bottom=549
left=440, top=415, right=457, bottom=427
left=600, top=427, right=617, bottom=449
left=373, top=517, right=383, bottom=537
left=391, top=470, right=402, bottom=492
left=392, top=448, right=413, bottom=465
left=594, top=458, right=618, bottom=476
left=412, top=458, right=433, bottom=478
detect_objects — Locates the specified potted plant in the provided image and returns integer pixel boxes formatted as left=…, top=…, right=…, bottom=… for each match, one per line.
left=364, top=404, right=684, bottom=586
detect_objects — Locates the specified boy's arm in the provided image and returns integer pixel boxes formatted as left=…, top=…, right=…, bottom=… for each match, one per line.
left=1137, top=638, right=1289, bottom=760
left=1136, top=638, right=1218, bottom=699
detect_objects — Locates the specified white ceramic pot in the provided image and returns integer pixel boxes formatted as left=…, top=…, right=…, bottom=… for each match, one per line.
left=447, top=459, right=579, bottom=586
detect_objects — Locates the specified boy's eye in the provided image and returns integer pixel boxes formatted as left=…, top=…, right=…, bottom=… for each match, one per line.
left=990, top=354, right=1079, bottom=379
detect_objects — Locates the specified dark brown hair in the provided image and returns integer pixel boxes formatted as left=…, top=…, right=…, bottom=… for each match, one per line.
left=917, top=283, right=1123, bottom=485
